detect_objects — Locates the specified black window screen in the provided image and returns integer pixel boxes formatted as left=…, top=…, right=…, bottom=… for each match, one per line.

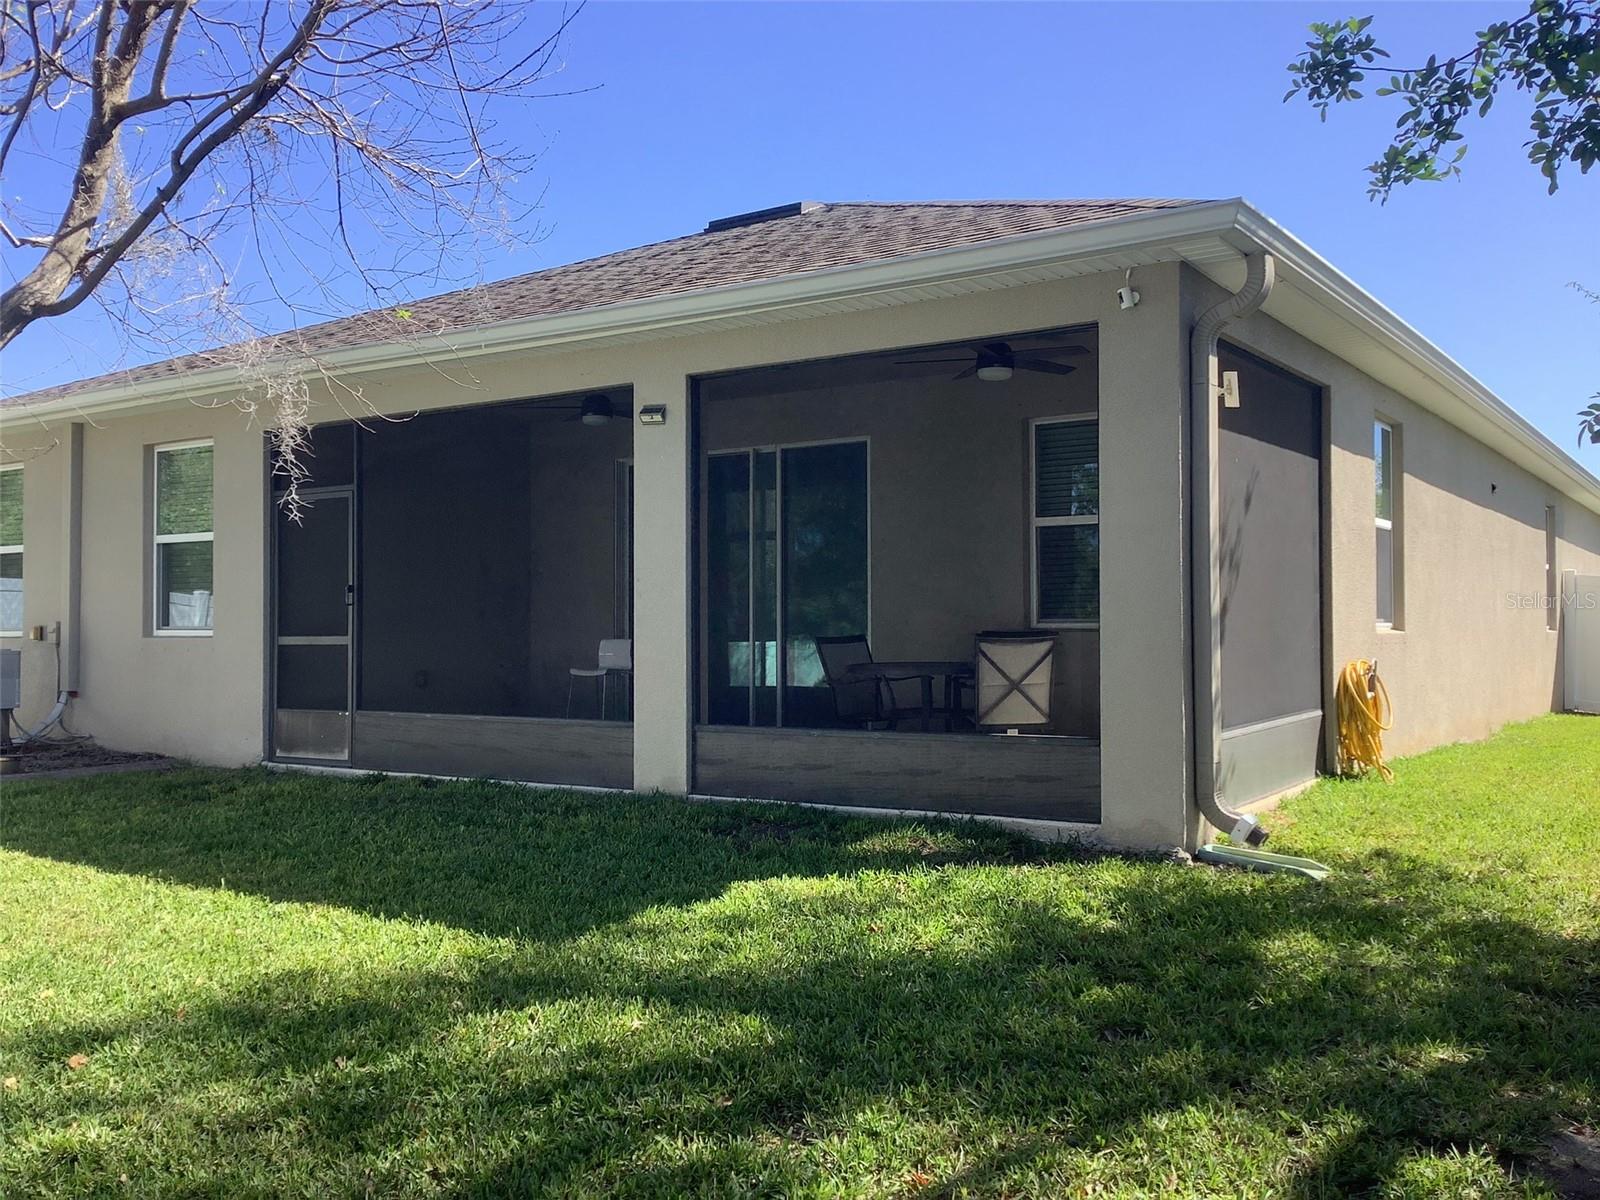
left=276, top=498, right=349, bottom=638
left=358, top=406, right=535, bottom=716
left=273, top=423, right=355, bottom=491
left=278, top=644, right=348, bottom=711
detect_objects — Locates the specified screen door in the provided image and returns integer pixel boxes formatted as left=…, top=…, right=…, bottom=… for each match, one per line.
left=272, top=490, right=354, bottom=760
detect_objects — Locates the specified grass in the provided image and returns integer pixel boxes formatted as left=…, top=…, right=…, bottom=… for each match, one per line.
left=1, top=715, right=1596, bottom=1198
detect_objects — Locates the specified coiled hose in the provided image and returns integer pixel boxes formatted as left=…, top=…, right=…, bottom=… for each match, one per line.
left=1336, top=659, right=1393, bottom=782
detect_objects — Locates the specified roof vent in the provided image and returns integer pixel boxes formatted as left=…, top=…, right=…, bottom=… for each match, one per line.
left=705, top=201, right=823, bottom=234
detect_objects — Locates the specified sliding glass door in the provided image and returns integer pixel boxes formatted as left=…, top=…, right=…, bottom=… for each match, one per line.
left=704, top=440, right=868, bottom=727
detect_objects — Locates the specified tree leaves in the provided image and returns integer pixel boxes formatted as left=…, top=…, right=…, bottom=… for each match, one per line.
left=1286, top=0, right=1600, bottom=199
left=1578, top=399, right=1600, bottom=446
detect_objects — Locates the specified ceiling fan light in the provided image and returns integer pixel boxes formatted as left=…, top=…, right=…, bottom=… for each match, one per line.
left=976, top=364, right=1013, bottom=382
left=579, top=394, right=613, bottom=425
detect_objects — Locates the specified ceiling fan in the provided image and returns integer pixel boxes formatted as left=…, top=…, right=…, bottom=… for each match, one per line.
left=895, top=340, right=1089, bottom=382
left=538, top=393, right=631, bottom=426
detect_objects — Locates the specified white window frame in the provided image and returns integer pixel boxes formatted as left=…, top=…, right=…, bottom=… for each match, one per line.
left=1545, top=504, right=1558, bottom=633
left=1030, top=414, right=1099, bottom=630
left=1375, top=419, right=1398, bottom=629
left=0, top=463, right=21, bottom=638
left=152, top=438, right=215, bottom=637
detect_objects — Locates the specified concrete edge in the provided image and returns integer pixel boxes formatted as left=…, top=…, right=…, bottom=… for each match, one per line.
left=262, top=760, right=1107, bottom=845
left=0, top=756, right=180, bottom=781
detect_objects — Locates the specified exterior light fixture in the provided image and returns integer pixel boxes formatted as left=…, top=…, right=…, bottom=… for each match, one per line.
left=1118, top=268, right=1141, bottom=310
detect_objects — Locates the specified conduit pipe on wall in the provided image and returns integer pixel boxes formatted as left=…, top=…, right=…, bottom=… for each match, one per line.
left=12, top=693, right=71, bottom=744
left=1190, top=252, right=1276, bottom=846
left=63, top=422, right=84, bottom=693
left=14, top=423, right=87, bottom=746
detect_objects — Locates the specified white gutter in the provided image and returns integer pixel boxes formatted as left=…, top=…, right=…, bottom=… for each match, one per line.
left=12, top=196, right=1600, bottom=514
left=1229, top=202, right=1600, bottom=510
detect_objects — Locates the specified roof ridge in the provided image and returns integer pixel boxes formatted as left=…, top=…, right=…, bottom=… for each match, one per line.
left=824, top=198, right=1206, bottom=208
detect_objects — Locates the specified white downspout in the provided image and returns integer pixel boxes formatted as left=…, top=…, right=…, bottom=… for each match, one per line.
left=1190, top=252, right=1276, bottom=846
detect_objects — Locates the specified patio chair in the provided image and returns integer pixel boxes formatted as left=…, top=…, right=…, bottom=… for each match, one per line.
left=973, top=630, right=1056, bottom=732
left=813, top=635, right=932, bottom=730
left=567, top=638, right=633, bottom=720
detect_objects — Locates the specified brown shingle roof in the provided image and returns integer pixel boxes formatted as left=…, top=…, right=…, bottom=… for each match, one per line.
left=5, top=199, right=1205, bottom=407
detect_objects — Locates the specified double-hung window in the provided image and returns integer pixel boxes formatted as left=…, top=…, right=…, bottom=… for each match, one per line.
left=1375, top=420, right=1398, bottom=626
left=153, top=440, right=215, bottom=633
left=1032, top=416, right=1099, bottom=626
left=0, top=465, right=21, bottom=637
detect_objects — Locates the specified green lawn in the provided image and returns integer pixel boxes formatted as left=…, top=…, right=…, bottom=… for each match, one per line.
left=1, top=716, right=1597, bottom=1198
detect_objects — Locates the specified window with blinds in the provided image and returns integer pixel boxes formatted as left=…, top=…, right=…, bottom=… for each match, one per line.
left=0, top=465, right=21, bottom=637
left=1032, top=417, right=1099, bottom=625
left=153, top=441, right=215, bottom=632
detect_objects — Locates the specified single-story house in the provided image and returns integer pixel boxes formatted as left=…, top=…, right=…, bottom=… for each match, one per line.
left=3, top=198, right=1597, bottom=849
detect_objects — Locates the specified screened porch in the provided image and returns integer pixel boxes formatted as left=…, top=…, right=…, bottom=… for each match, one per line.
left=268, top=388, right=636, bottom=788
left=690, top=327, right=1102, bottom=823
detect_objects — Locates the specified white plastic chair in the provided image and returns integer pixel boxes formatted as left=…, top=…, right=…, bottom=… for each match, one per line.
left=567, top=638, right=633, bottom=719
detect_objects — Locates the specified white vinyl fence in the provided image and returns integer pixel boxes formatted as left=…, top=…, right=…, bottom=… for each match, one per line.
left=1566, top=572, right=1600, bottom=714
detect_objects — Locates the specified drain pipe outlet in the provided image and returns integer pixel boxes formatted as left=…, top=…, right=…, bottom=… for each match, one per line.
left=1190, top=252, right=1276, bottom=846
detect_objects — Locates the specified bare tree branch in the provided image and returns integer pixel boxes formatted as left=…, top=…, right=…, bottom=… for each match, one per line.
left=0, top=0, right=582, bottom=514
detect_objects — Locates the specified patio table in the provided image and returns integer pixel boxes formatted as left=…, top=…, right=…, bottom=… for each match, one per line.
left=841, top=660, right=975, bottom=731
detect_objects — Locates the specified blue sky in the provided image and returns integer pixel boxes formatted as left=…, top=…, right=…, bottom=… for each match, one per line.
left=4, top=1, right=1597, bottom=461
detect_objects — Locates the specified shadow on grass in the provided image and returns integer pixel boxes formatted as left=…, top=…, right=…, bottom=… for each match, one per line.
left=0, top=766, right=1064, bottom=942
left=3, top=769, right=1596, bottom=1196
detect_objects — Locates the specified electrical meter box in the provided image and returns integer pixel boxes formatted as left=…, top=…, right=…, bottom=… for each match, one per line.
left=0, top=648, right=19, bottom=711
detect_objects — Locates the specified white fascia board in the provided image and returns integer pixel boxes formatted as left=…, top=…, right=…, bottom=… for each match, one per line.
left=1221, top=201, right=1600, bottom=513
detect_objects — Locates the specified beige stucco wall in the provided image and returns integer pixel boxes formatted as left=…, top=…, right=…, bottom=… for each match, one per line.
left=2, top=433, right=69, bottom=729
left=1, top=264, right=1196, bottom=846
left=1, top=403, right=266, bottom=763
left=1185, top=266, right=1600, bottom=760
left=10, top=259, right=1592, bottom=845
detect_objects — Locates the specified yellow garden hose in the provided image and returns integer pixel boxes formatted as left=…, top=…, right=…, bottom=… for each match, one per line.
left=1336, top=660, right=1393, bottom=782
